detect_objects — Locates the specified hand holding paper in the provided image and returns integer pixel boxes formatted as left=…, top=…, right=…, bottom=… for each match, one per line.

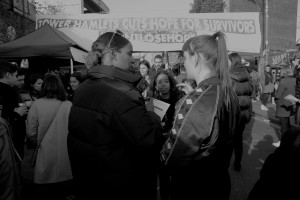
left=145, top=98, right=170, bottom=120
left=284, top=94, right=299, bottom=103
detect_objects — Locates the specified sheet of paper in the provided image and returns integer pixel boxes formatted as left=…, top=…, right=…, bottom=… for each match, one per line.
left=152, top=98, right=170, bottom=120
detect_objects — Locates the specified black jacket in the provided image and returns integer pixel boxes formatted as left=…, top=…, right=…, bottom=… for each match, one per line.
left=0, top=118, right=21, bottom=200
left=0, top=83, right=26, bottom=158
left=68, top=65, right=162, bottom=200
left=230, top=65, right=253, bottom=124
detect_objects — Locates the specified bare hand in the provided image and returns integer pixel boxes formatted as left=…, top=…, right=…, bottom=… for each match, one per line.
left=176, top=82, right=193, bottom=94
left=14, top=106, right=28, bottom=116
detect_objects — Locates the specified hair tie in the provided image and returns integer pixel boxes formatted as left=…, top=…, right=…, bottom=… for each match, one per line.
left=213, top=32, right=219, bottom=40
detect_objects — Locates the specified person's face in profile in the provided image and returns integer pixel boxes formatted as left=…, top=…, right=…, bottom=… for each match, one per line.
left=154, top=58, right=163, bottom=68
left=32, top=78, right=43, bottom=92
left=114, top=43, right=133, bottom=71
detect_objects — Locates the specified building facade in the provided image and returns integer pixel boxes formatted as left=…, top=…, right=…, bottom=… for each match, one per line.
left=225, top=0, right=298, bottom=65
left=0, top=0, right=35, bottom=44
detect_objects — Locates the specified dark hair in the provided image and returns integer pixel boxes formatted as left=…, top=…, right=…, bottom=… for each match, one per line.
left=228, top=52, right=243, bottom=69
left=139, top=60, right=150, bottom=69
left=41, top=74, right=66, bottom=101
left=28, top=74, right=43, bottom=89
left=85, top=32, right=130, bottom=68
left=17, top=68, right=27, bottom=77
left=151, top=70, right=182, bottom=99
left=70, top=72, right=84, bottom=83
left=154, top=55, right=163, bottom=60
left=182, top=31, right=231, bottom=107
left=0, top=61, right=18, bottom=78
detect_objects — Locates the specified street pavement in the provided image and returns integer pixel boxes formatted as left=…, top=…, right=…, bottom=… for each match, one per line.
left=229, top=100, right=296, bottom=200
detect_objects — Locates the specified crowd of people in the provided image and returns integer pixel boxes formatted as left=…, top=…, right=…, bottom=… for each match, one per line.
left=0, top=30, right=300, bottom=200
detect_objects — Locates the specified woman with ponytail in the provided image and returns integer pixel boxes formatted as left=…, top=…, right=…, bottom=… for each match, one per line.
left=68, top=31, right=162, bottom=200
left=161, top=31, right=240, bottom=200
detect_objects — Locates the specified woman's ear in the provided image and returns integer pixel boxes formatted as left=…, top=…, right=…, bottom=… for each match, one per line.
left=191, top=53, right=199, bottom=68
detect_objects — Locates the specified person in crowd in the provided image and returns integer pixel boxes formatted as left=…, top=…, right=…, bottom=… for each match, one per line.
left=149, top=54, right=165, bottom=81
left=0, top=61, right=28, bottom=158
left=229, top=52, right=253, bottom=171
left=0, top=117, right=22, bottom=200
left=15, top=68, right=26, bottom=91
left=149, top=70, right=184, bottom=200
left=68, top=31, right=162, bottom=200
left=150, top=70, right=185, bottom=133
left=26, top=74, right=73, bottom=199
left=175, top=65, right=187, bottom=84
left=21, top=74, right=43, bottom=103
left=136, top=60, right=151, bottom=97
left=260, top=65, right=274, bottom=111
left=161, top=31, right=240, bottom=200
left=273, top=66, right=296, bottom=147
left=249, top=67, right=260, bottom=102
left=248, top=128, right=300, bottom=200
left=68, top=71, right=84, bottom=102
left=294, top=63, right=300, bottom=126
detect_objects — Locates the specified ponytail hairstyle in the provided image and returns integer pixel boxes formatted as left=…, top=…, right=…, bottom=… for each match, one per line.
left=85, top=31, right=130, bottom=69
left=182, top=31, right=232, bottom=107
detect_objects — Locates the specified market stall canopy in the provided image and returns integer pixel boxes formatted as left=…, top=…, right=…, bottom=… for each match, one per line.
left=36, top=12, right=262, bottom=53
left=0, top=24, right=86, bottom=60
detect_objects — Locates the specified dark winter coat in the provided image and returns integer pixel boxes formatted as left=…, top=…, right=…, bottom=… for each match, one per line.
left=248, top=128, right=300, bottom=200
left=0, top=83, right=26, bottom=158
left=68, top=65, right=163, bottom=200
left=230, top=65, right=254, bottom=124
left=0, top=118, right=21, bottom=200
left=275, top=76, right=296, bottom=117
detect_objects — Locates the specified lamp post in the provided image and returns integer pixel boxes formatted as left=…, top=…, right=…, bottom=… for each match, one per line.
left=265, top=0, right=269, bottom=65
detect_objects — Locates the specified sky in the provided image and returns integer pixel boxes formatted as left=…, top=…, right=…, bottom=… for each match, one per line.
left=103, top=0, right=193, bottom=14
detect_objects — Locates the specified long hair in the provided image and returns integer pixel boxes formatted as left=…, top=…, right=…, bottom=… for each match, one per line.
left=182, top=31, right=231, bottom=107
left=41, top=74, right=66, bottom=101
left=85, top=32, right=130, bottom=69
left=150, top=70, right=182, bottom=100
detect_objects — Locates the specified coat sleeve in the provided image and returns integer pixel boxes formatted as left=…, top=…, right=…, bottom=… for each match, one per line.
left=275, top=79, right=285, bottom=100
left=112, top=90, right=163, bottom=147
left=26, top=101, right=38, bottom=138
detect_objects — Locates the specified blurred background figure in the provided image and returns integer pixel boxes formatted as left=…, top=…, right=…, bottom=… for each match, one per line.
left=136, top=60, right=151, bottom=97
left=274, top=66, right=296, bottom=147
left=68, top=72, right=84, bottom=102
left=260, top=65, right=274, bottom=111
left=21, top=74, right=43, bottom=103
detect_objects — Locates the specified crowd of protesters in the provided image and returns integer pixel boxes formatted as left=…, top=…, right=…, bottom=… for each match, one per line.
left=0, top=30, right=300, bottom=200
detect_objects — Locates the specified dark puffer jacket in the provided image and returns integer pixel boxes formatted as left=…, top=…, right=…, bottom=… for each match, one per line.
left=230, top=65, right=254, bottom=124
left=68, top=65, right=162, bottom=200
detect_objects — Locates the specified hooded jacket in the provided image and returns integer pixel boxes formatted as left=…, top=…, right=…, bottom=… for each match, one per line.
left=68, top=65, right=162, bottom=200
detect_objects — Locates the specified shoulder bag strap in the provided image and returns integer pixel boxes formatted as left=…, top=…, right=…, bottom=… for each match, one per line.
left=37, top=101, right=63, bottom=146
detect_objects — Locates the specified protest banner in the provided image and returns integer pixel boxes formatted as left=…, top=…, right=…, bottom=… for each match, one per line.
left=36, top=12, right=261, bottom=53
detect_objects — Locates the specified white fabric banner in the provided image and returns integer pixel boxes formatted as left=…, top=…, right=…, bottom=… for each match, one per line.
left=36, top=12, right=261, bottom=53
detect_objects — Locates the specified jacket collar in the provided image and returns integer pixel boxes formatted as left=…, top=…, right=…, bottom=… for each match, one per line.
left=87, top=65, right=142, bottom=86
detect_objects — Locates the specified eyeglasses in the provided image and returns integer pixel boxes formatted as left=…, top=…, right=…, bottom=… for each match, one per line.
left=107, top=29, right=124, bottom=49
